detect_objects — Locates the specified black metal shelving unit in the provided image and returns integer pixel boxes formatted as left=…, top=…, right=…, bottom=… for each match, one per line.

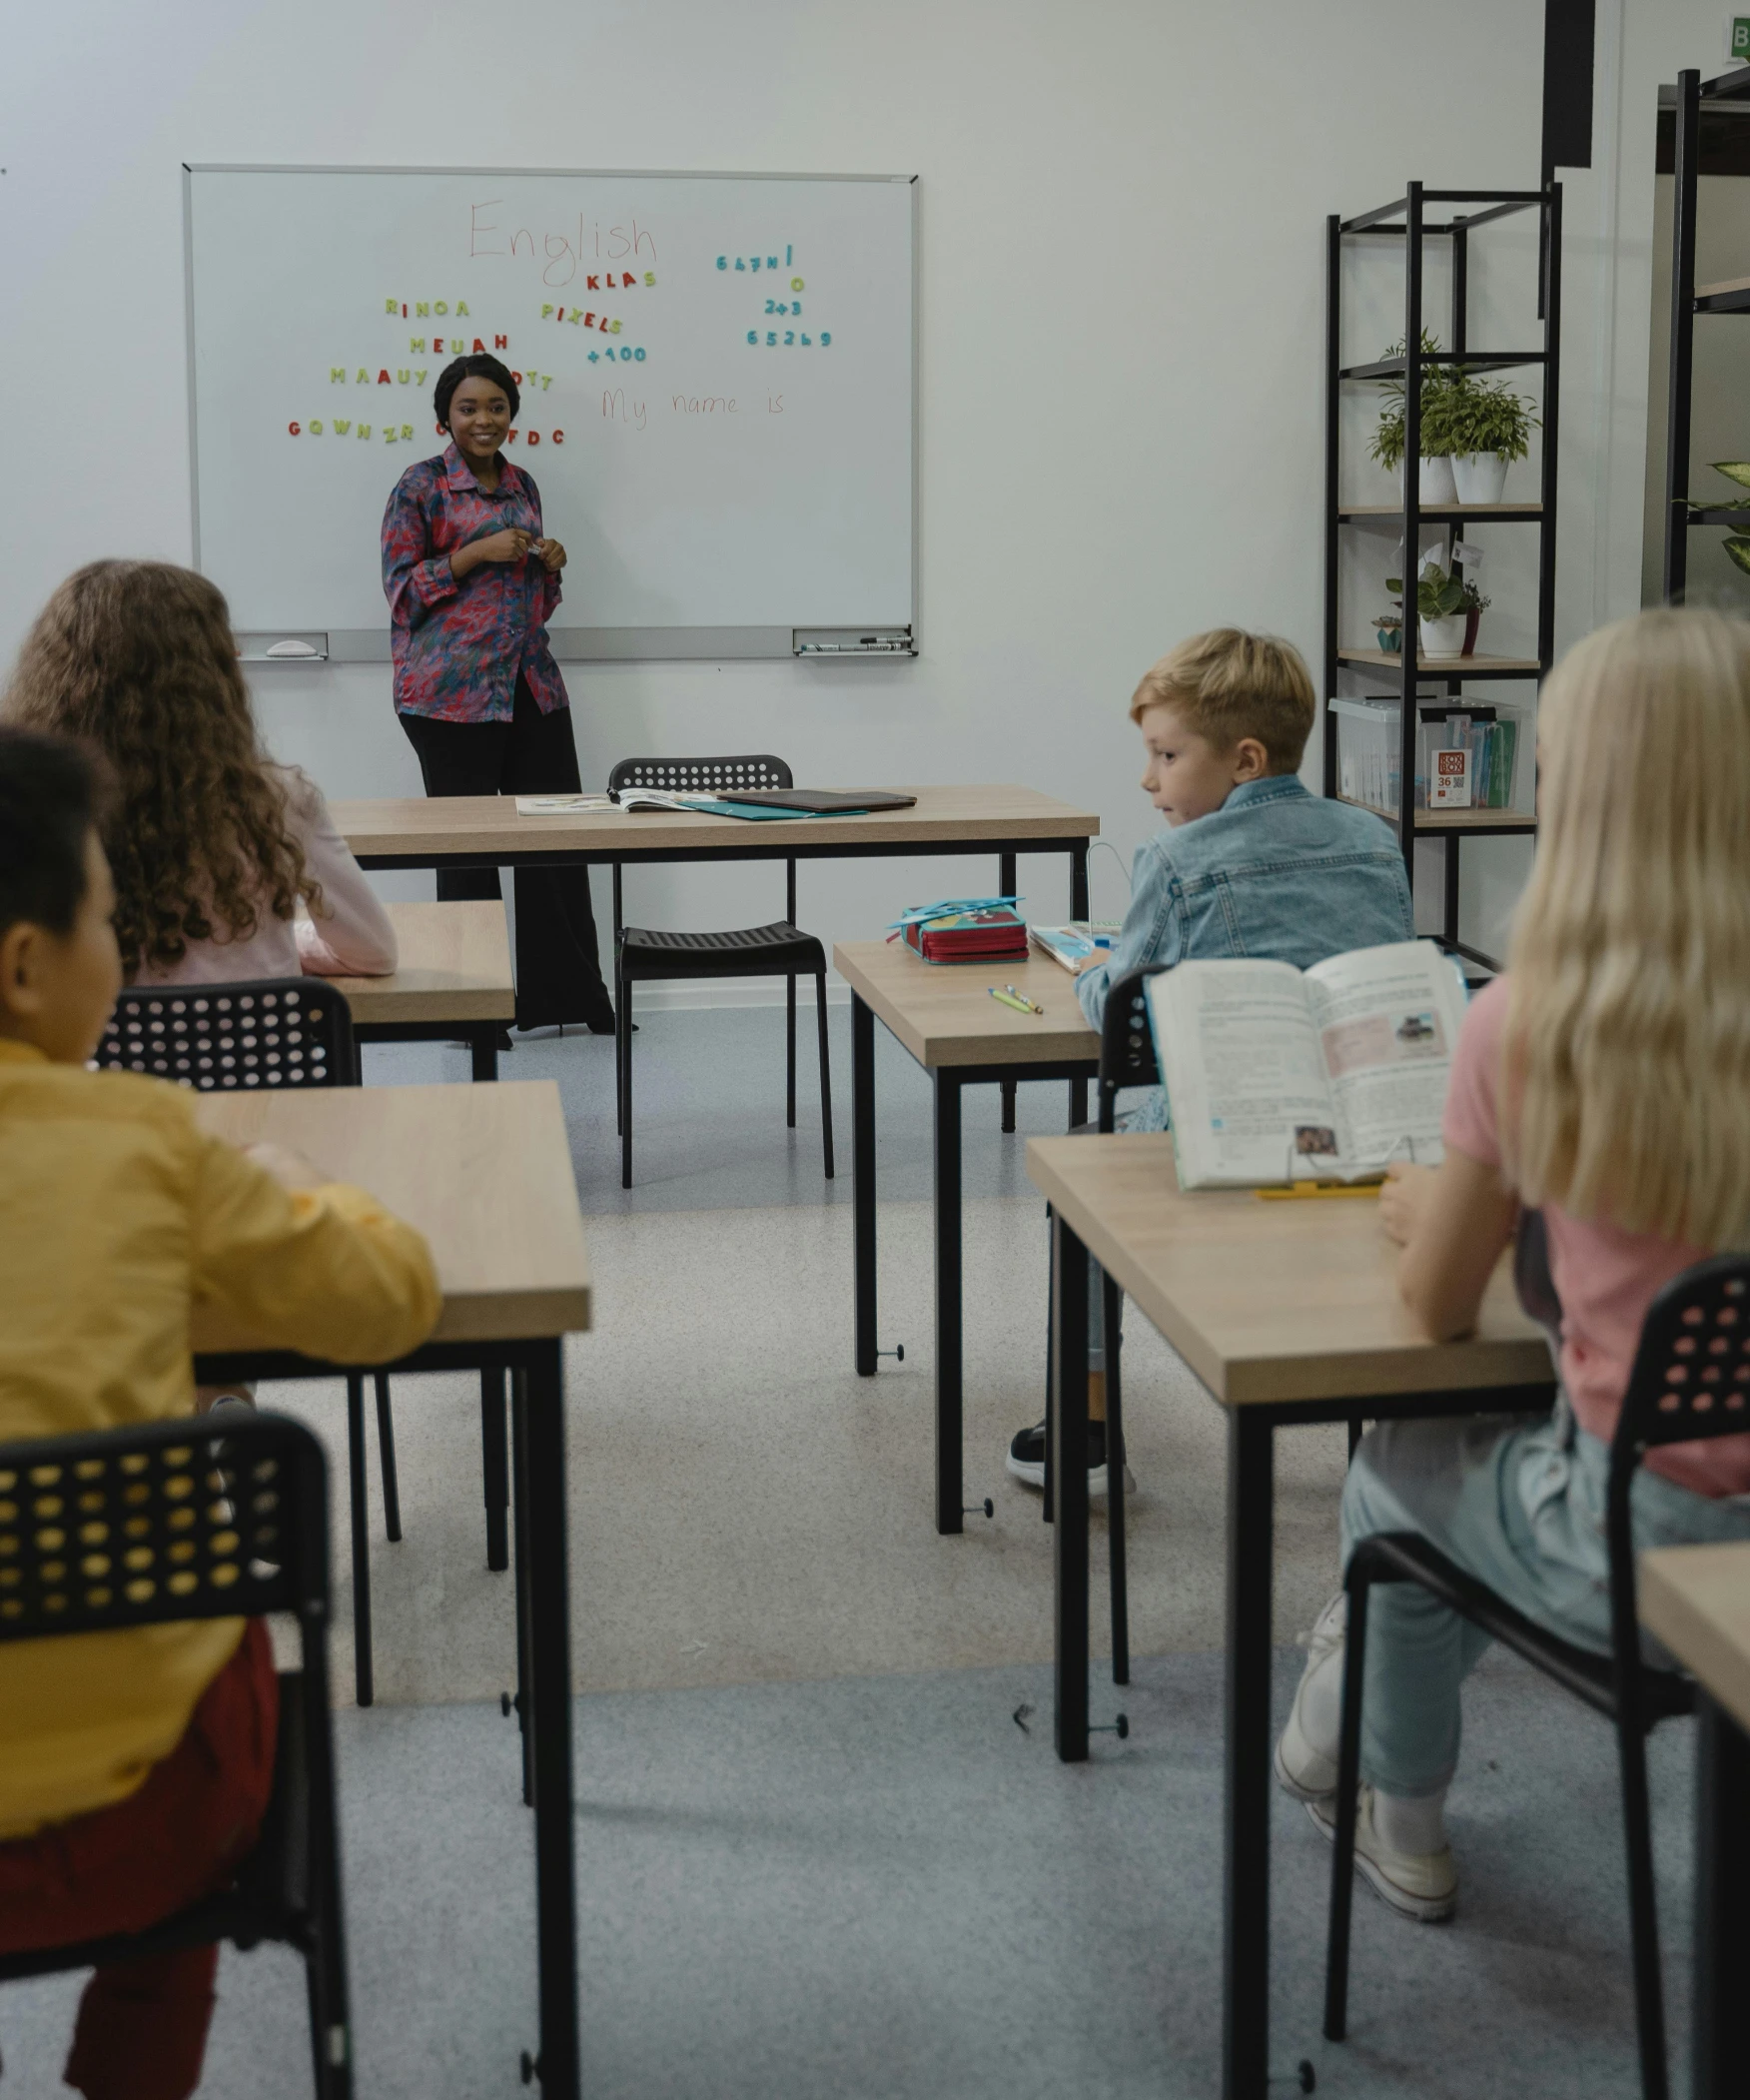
left=1322, top=181, right=1561, bottom=975
left=1663, top=65, right=1750, bottom=602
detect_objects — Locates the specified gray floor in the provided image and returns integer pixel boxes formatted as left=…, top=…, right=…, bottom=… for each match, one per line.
left=362, top=999, right=1090, bottom=1212
left=2, top=1651, right=1695, bottom=2099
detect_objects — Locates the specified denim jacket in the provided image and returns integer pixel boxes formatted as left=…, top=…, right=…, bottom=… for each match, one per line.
left=1075, top=776, right=1414, bottom=1130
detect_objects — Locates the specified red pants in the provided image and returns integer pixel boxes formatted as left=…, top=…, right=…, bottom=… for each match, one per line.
left=0, top=1619, right=279, bottom=2100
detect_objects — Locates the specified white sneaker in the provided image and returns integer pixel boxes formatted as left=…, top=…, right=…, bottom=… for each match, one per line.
left=1307, top=1786, right=1457, bottom=1923
left=1273, top=1591, right=1346, bottom=1802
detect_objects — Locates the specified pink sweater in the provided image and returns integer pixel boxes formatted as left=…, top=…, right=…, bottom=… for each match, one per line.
left=133, top=768, right=397, bottom=988
left=1443, top=975, right=1750, bottom=1499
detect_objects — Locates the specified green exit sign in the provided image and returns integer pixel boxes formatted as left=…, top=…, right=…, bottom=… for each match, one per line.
left=1733, top=16, right=1750, bottom=63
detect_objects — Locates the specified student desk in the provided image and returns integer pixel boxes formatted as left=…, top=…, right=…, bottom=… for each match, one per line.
left=1639, top=1543, right=1750, bottom=2100
left=1025, top=1133, right=1554, bottom=2100
left=832, top=942, right=1099, bottom=1533
left=189, top=1080, right=591, bottom=2100
left=330, top=900, right=514, bottom=1081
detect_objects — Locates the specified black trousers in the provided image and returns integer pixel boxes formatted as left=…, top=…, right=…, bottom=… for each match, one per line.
left=398, top=678, right=612, bottom=1029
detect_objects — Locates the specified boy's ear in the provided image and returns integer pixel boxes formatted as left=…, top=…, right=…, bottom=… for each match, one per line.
left=1232, top=736, right=1272, bottom=782
left=0, top=921, right=48, bottom=1020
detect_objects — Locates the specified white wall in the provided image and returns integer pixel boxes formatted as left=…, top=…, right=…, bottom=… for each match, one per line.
left=1, top=0, right=1696, bottom=974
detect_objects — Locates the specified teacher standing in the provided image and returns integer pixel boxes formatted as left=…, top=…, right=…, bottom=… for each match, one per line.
left=382, top=352, right=614, bottom=1033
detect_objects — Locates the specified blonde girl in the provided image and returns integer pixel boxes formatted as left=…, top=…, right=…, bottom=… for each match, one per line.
left=1275, top=606, right=1750, bottom=1922
left=4, top=561, right=395, bottom=986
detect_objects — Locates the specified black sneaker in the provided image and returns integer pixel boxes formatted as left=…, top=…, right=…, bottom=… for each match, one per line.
left=1005, top=1419, right=1121, bottom=1497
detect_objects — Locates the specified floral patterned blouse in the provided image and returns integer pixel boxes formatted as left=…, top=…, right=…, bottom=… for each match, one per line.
left=381, top=444, right=569, bottom=722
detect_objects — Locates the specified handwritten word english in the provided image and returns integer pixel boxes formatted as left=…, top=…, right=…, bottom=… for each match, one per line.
left=469, top=204, right=657, bottom=287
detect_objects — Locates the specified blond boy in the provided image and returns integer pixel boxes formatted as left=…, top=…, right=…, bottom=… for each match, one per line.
left=1008, top=629, right=1413, bottom=1493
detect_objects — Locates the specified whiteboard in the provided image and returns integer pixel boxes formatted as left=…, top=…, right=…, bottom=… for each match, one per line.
left=183, top=167, right=916, bottom=660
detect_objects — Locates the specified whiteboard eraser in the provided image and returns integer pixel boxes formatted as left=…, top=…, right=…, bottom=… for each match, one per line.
left=264, top=638, right=323, bottom=658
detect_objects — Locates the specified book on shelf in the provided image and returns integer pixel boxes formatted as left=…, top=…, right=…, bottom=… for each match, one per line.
left=1029, top=922, right=1124, bottom=972
left=1145, top=938, right=1468, bottom=1190
left=1330, top=698, right=1521, bottom=816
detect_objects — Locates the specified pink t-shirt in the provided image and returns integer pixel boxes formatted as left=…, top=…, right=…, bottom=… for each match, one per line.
left=132, top=768, right=397, bottom=989
left=1443, top=975, right=1750, bottom=1499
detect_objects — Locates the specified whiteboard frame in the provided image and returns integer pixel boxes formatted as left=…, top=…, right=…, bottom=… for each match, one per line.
left=182, top=165, right=919, bottom=663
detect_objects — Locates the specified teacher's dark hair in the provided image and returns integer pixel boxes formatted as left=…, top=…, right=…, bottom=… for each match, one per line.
left=435, top=354, right=519, bottom=429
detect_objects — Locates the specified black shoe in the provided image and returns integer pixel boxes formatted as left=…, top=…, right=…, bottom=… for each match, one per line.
left=1005, top=1419, right=1123, bottom=1497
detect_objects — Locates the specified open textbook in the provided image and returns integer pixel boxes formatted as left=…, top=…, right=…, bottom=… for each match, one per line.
left=1145, top=939, right=1470, bottom=1189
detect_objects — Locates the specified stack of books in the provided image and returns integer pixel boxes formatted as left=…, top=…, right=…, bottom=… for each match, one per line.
left=890, top=898, right=1030, bottom=965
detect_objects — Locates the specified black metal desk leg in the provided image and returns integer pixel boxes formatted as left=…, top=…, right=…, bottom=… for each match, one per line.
left=1224, top=1408, right=1276, bottom=2100
left=480, top=1368, right=509, bottom=1572
left=999, top=850, right=1018, bottom=1135
left=1694, top=1693, right=1750, bottom=2100
left=470, top=1026, right=499, bottom=1082
left=853, top=993, right=878, bottom=1377
left=934, top=1070, right=964, bottom=1534
left=517, top=1342, right=580, bottom=2100
left=1052, top=1213, right=1091, bottom=1761
left=511, top=1370, right=533, bottom=1809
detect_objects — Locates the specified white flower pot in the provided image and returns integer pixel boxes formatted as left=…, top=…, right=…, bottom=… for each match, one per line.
left=1419, top=612, right=1468, bottom=659
left=1394, top=457, right=1459, bottom=506
left=1452, top=452, right=1509, bottom=506
left=1419, top=455, right=1457, bottom=506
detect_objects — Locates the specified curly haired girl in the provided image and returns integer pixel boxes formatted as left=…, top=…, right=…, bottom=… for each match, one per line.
left=3, top=560, right=394, bottom=986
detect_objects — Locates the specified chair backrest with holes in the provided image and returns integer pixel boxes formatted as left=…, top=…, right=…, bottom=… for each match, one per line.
left=93, top=979, right=356, bottom=1093
left=608, top=753, right=794, bottom=798
left=1604, top=1255, right=1750, bottom=1708
left=0, top=1415, right=327, bottom=1644
left=1097, top=968, right=1167, bottom=1133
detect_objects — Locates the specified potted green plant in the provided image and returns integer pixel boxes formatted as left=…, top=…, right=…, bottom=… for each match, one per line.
left=1370, top=332, right=1460, bottom=504
left=1445, top=379, right=1539, bottom=505
left=1388, top=558, right=1467, bottom=657
left=1373, top=610, right=1403, bottom=653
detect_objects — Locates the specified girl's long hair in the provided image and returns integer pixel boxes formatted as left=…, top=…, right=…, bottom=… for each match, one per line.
left=1503, top=606, right=1750, bottom=1247
left=2, top=560, right=317, bottom=980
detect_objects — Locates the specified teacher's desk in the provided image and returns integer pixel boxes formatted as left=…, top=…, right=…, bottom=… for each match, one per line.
left=335, top=785, right=1098, bottom=1129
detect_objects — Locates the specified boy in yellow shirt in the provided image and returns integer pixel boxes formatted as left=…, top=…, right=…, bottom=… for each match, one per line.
left=0, top=726, right=441, bottom=2100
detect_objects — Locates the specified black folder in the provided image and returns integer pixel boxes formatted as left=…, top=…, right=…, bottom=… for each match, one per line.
left=718, top=789, right=918, bottom=814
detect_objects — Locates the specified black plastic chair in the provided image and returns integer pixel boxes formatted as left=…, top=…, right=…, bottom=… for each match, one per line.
left=607, top=754, right=834, bottom=1190
left=0, top=1413, right=353, bottom=2097
left=1323, top=1250, right=1750, bottom=2100
left=94, top=979, right=401, bottom=1707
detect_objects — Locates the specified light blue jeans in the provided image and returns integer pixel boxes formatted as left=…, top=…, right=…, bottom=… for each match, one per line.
left=1341, top=1399, right=1750, bottom=1797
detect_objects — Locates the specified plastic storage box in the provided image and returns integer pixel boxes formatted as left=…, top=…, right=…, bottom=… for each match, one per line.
left=1331, top=695, right=1527, bottom=816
